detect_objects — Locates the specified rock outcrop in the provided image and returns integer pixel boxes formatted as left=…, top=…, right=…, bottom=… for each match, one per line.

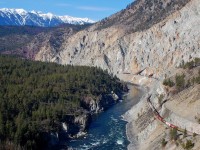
left=53, top=92, right=121, bottom=145
left=64, top=111, right=91, bottom=138
left=3, top=0, right=199, bottom=82
left=29, top=0, right=198, bottom=80
left=2, top=0, right=200, bottom=149
left=35, top=0, right=200, bottom=149
left=81, top=92, right=120, bottom=113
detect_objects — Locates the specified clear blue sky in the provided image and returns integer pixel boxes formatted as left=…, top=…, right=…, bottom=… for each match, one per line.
left=0, top=0, right=133, bottom=21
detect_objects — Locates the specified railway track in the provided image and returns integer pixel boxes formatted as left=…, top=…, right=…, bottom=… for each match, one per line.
left=147, top=95, right=196, bottom=135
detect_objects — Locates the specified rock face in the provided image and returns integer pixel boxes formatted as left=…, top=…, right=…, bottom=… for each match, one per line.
left=3, top=0, right=199, bottom=81
left=58, top=92, right=120, bottom=140
left=30, top=1, right=200, bottom=149
left=19, top=0, right=199, bottom=82
left=62, top=110, right=91, bottom=138
left=2, top=0, right=200, bottom=149
left=81, top=93, right=120, bottom=113
left=0, top=24, right=91, bottom=60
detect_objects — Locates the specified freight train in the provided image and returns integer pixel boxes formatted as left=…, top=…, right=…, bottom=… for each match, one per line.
left=147, top=95, right=178, bottom=129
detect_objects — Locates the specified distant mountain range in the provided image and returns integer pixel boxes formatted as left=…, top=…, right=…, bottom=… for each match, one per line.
left=0, top=8, right=95, bottom=27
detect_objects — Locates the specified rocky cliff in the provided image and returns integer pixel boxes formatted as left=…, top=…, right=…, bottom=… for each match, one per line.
left=32, top=0, right=200, bottom=149
left=1, top=0, right=200, bottom=149
left=22, top=0, right=199, bottom=79
left=0, top=24, right=90, bottom=59
left=3, top=0, right=199, bottom=81
left=47, top=92, right=122, bottom=148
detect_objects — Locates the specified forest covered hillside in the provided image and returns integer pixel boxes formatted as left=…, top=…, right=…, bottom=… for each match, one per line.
left=0, top=55, right=126, bottom=149
left=0, top=24, right=91, bottom=59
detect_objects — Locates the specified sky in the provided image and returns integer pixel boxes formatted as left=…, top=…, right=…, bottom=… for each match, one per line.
left=0, top=0, right=133, bottom=21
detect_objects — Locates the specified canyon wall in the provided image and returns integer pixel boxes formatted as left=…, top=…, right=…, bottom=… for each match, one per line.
left=33, top=0, right=200, bottom=81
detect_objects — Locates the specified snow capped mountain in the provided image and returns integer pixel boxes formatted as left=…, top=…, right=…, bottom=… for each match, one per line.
left=0, top=8, right=95, bottom=27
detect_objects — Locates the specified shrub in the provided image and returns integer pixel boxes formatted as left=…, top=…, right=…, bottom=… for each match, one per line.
left=181, top=58, right=200, bottom=69
left=175, top=74, right=185, bottom=90
left=186, top=79, right=191, bottom=88
left=161, top=138, right=167, bottom=147
left=194, top=57, right=200, bottom=66
left=184, top=140, right=194, bottom=149
left=195, top=76, right=200, bottom=84
left=163, top=78, right=175, bottom=87
left=170, top=128, right=178, bottom=141
left=185, top=61, right=195, bottom=69
left=193, top=132, right=197, bottom=137
left=183, top=128, right=187, bottom=138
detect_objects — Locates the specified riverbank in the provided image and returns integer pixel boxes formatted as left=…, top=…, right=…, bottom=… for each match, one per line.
left=123, top=85, right=148, bottom=150
left=118, top=73, right=161, bottom=150
left=122, top=66, right=200, bottom=150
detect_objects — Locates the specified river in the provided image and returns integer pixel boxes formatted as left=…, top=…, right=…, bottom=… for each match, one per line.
left=63, top=84, right=142, bottom=150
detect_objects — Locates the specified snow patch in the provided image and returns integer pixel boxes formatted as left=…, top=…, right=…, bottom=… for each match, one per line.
left=0, top=8, right=95, bottom=27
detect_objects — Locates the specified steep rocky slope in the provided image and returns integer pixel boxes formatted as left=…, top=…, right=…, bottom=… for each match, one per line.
left=1, top=0, right=200, bottom=149
left=0, top=24, right=90, bottom=59
left=17, top=0, right=198, bottom=79
left=31, top=1, right=200, bottom=149
left=2, top=0, right=197, bottom=76
left=130, top=67, right=200, bottom=150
